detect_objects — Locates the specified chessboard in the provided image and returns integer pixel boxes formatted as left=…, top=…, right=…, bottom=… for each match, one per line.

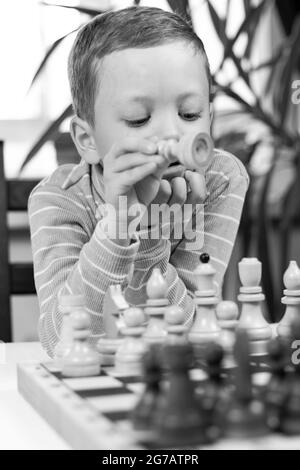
left=17, top=358, right=300, bottom=450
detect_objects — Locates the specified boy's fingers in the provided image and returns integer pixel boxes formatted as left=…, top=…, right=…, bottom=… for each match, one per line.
left=120, top=162, right=158, bottom=187
left=185, top=171, right=207, bottom=205
left=106, top=137, right=158, bottom=161
left=151, top=179, right=172, bottom=205
left=113, top=153, right=162, bottom=172
left=168, top=177, right=187, bottom=207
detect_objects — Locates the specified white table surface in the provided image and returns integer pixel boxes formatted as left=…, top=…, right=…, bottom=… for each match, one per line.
left=0, top=342, right=70, bottom=450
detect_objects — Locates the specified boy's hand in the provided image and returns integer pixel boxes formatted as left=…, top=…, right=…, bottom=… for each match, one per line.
left=103, top=137, right=166, bottom=210
left=142, top=170, right=206, bottom=232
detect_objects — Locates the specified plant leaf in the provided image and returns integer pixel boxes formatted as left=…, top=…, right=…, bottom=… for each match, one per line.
left=41, top=1, right=108, bottom=16
left=219, top=0, right=268, bottom=70
left=167, top=0, right=191, bottom=22
left=28, top=28, right=80, bottom=91
left=18, top=105, right=73, bottom=175
left=206, top=0, right=227, bottom=43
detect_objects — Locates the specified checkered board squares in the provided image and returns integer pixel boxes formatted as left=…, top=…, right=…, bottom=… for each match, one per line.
left=18, top=360, right=300, bottom=450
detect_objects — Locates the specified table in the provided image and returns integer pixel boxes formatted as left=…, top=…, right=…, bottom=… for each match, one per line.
left=0, top=342, right=70, bottom=450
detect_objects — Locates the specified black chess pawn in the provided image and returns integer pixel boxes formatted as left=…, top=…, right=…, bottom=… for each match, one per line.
left=265, top=337, right=289, bottom=431
left=224, top=330, right=268, bottom=439
left=152, top=343, right=207, bottom=447
left=130, top=345, right=163, bottom=445
left=197, top=342, right=228, bottom=441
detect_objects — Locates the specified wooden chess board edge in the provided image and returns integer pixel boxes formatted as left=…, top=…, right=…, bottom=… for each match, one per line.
left=17, top=362, right=137, bottom=450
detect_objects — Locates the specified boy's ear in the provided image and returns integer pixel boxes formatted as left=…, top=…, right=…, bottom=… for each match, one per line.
left=70, top=116, right=101, bottom=164
left=209, top=103, right=214, bottom=125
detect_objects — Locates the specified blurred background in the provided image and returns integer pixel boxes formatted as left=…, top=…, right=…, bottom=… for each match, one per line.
left=0, top=0, right=299, bottom=342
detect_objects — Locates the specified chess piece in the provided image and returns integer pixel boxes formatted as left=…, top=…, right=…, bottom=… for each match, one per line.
left=97, top=284, right=128, bottom=365
left=54, top=294, right=85, bottom=369
left=143, top=269, right=169, bottom=344
left=237, top=258, right=272, bottom=356
left=62, top=307, right=101, bottom=377
left=188, top=254, right=221, bottom=354
left=265, top=337, right=289, bottom=431
left=153, top=343, right=207, bottom=447
left=131, top=346, right=163, bottom=443
left=224, top=330, right=268, bottom=438
left=165, top=304, right=188, bottom=344
left=135, top=132, right=212, bottom=210
left=115, top=307, right=147, bottom=375
left=158, top=131, right=213, bottom=172
left=196, top=342, right=227, bottom=441
left=216, top=301, right=239, bottom=331
left=280, top=316, right=300, bottom=434
left=277, top=260, right=300, bottom=342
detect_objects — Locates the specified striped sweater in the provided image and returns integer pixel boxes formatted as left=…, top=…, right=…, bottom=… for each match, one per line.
left=28, top=149, right=249, bottom=357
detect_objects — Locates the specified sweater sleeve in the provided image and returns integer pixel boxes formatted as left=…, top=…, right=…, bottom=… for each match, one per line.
left=28, top=183, right=140, bottom=357
left=123, top=232, right=195, bottom=326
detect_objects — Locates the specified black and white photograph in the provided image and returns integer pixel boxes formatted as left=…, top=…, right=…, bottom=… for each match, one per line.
left=0, top=0, right=300, bottom=452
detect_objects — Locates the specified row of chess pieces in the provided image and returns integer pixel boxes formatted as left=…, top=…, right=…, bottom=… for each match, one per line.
left=129, top=324, right=300, bottom=448
left=53, top=254, right=300, bottom=379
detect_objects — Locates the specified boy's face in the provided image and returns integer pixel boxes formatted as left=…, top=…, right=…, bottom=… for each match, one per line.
left=92, top=41, right=211, bottom=158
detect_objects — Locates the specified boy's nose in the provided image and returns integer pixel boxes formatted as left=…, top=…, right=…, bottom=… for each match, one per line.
left=155, top=116, right=181, bottom=142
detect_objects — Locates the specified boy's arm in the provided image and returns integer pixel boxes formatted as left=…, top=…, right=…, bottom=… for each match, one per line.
left=124, top=232, right=196, bottom=326
left=170, top=150, right=249, bottom=294
left=125, top=151, right=248, bottom=323
left=28, top=184, right=139, bottom=358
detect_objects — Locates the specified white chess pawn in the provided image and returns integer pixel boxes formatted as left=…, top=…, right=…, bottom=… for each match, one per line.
left=277, top=260, right=300, bottom=340
left=165, top=305, right=188, bottom=344
left=237, top=258, right=272, bottom=356
left=115, top=307, right=147, bottom=375
left=62, top=308, right=101, bottom=377
left=54, top=294, right=85, bottom=369
left=144, top=269, right=169, bottom=344
left=216, top=301, right=239, bottom=331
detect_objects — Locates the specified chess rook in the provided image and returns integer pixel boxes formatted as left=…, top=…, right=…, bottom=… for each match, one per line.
left=237, top=258, right=272, bottom=356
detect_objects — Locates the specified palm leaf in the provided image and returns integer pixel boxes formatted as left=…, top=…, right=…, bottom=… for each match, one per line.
left=18, top=105, right=73, bottom=175
left=215, top=0, right=268, bottom=77
left=28, top=28, right=80, bottom=91
left=167, top=0, right=191, bottom=23
left=41, top=2, right=108, bottom=16
left=206, top=0, right=227, bottom=43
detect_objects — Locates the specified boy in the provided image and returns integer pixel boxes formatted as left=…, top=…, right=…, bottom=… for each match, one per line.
left=29, top=6, right=249, bottom=357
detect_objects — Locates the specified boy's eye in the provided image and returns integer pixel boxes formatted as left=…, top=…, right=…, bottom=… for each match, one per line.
left=180, top=112, right=202, bottom=121
left=125, top=117, right=150, bottom=127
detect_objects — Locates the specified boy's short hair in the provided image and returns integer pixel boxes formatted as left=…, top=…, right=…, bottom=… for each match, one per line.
left=68, top=6, right=212, bottom=127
